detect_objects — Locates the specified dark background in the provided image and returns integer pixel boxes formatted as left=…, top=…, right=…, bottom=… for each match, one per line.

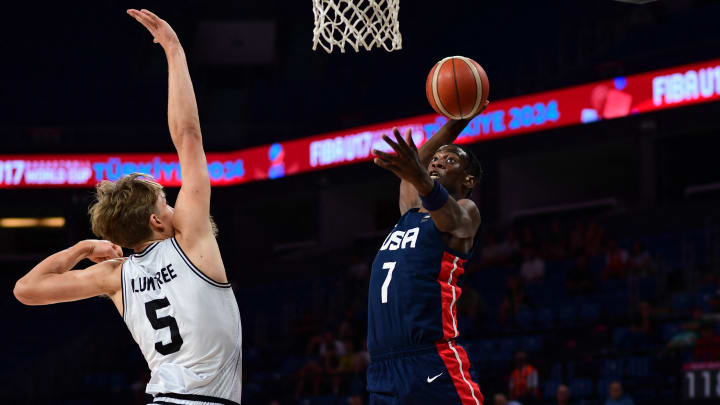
left=1, top=0, right=720, bottom=404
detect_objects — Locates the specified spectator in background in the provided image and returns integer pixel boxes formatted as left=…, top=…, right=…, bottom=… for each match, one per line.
left=495, top=392, right=524, bottom=405
left=585, top=220, right=605, bottom=256
left=337, top=308, right=360, bottom=341
left=481, top=231, right=505, bottom=268
left=605, top=381, right=634, bottom=405
left=494, top=393, right=509, bottom=405
left=520, top=247, right=545, bottom=284
left=545, top=219, right=568, bottom=260
left=603, top=239, right=628, bottom=280
left=348, top=249, right=370, bottom=280
left=556, top=384, right=571, bottom=405
left=501, top=229, right=522, bottom=268
left=315, top=331, right=346, bottom=357
left=694, top=322, right=720, bottom=361
left=295, top=331, right=346, bottom=397
left=500, top=276, right=532, bottom=325
left=628, top=241, right=651, bottom=276
left=509, top=351, right=540, bottom=403
left=708, top=286, right=720, bottom=316
left=323, top=338, right=342, bottom=395
left=521, top=225, right=536, bottom=251
left=566, top=255, right=595, bottom=295
left=458, top=285, right=487, bottom=338
left=618, top=301, right=655, bottom=349
left=663, top=322, right=699, bottom=354
left=348, top=338, right=369, bottom=405
left=338, top=338, right=357, bottom=374
left=569, top=222, right=585, bottom=256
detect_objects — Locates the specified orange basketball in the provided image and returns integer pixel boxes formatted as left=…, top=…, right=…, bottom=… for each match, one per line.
left=426, top=56, right=490, bottom=120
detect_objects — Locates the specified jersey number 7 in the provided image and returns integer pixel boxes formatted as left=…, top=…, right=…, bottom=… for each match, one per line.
left=381, top=262, right=396, bottom=303
left=145, top=297, right=184, bottom=355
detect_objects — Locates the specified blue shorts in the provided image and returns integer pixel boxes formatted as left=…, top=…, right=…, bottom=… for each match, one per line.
left=367, top=341, right=484, bottom=405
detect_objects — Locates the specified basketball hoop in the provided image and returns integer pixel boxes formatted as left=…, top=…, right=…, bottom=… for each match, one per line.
left=312, top=0, right=402, bottom=53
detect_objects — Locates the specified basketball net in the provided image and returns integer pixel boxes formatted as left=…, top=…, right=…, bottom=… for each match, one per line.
left=312, top=0, right=402, bottom=53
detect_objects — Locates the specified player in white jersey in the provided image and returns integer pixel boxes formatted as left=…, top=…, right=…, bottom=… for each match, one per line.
left=13, top=9, right=242, bottom=405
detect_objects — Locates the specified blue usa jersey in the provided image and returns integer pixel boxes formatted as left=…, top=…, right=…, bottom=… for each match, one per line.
left=367, top=208, right=477, bottom=354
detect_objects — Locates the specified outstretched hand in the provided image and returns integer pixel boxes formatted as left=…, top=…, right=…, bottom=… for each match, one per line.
left=373, top=128, right=434, bottom=194
left=127, top=9, right=180, bottom=49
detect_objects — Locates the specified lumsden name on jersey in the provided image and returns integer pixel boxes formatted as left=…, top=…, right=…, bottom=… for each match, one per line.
left=130, top=263, right=178, bottom=293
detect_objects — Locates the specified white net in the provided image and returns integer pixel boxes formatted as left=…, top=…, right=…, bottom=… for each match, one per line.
left=312, top=0, right=402, bottom=53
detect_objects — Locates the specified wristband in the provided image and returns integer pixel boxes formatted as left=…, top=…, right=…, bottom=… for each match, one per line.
left=420, top=180, right=449, bottom=211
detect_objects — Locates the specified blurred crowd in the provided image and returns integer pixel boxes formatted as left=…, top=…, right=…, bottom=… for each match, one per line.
left=5, top=213, right=720, bottom=405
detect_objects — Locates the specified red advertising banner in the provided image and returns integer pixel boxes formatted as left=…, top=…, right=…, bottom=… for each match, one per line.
left=2, top=57, right=720, bottom=189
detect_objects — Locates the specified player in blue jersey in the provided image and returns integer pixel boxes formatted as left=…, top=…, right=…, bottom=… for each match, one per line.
left=367, top=108, right=488, bottom=405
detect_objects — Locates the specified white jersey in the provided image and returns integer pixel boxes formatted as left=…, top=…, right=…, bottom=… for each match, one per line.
left=121, top=237, right=242, bottom=405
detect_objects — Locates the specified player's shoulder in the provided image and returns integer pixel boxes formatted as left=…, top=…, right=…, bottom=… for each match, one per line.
left=458, top=198, right=481, bottom=220
left=87, top=257, right=126, bottom=294
left=457, top=198, right=479, bottom=210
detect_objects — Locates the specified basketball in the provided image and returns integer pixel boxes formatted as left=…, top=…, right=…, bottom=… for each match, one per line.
left=426, top=56, right=490, bottom=120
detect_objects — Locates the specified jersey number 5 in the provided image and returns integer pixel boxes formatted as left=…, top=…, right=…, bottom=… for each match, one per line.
left=145, top=297, right=184, bottom=355
left=381, top=262, right=396, bottom=303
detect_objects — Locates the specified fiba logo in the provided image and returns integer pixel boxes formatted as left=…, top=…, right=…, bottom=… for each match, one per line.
left=268, top=143, right=285, bottom=179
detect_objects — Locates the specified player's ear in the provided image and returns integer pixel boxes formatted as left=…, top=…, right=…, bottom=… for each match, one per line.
left=463, top=174, right=476, bottom=190
left=149, top=213, right=164, bottom=232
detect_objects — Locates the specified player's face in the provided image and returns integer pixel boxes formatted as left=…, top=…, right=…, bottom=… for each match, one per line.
left=154, top=193, right=176, bottom=237
left=428, top=148, right=466, bottom=189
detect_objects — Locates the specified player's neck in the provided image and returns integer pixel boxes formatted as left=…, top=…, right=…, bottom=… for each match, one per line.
left=133, top=237, right=165, bottom=253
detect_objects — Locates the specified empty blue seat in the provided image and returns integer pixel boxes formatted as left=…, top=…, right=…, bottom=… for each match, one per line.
left=601, top=279, right=627, bottom=294
left=478, top=339, right=496, bottom=353
left=596, top=378, right=612, bottom=396
left=489, top=350, right=513, bottom=368
left=661, top=322, right=682, bottom=341
left=566, top=362, right=576, bottom=380
left=580, top=303, right=601, bottom=323
left=303, top=396, right=346, bottom=405
left=468, top=348, right=489, bottom=364
left=543, top=380, right=561, bottom=400
left=672, top=293, right=695, bottom=314
left=599, top=293, right=629, bottom=318
left=634, top=277, right=657, bottom=300
left=612, top=327, right=631, bottom=348
left=536, top=308, right=555, bottom=326
left=601, top=358, right=623, bottom=377
left=549, top=363, right=563, bottom=380
left=515, top=309, right=535, bottom=327
left=625, top=356, right=651, bottom=377
left=556, top=307, right=577, bottom=326
left=523, top=335, right=544, bottom=352
left=589, top=255, right=605, bottom=273
left=500, top=337, right=521, bottom=353
left=570, top=378, right=593, bottom=398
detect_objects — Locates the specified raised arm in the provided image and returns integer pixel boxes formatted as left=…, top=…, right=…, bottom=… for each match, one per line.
left=399, top=102, right=488, bottom=214
left=374, top=133, right=481, bottom=239
left=128, top=10, right=212, bottom=241
left=128, top=10, right=228, bottom=284
left=14, top=240, right=123, bottom=307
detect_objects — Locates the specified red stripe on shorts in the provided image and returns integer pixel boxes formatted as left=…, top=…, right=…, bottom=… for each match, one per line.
left=437, top=252, right=466, bottom=340
left=436, top=341, right=484, bottom=405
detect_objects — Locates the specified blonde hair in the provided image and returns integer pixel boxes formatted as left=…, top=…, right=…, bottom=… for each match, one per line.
left=89, top=173, right=164, bottom=248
